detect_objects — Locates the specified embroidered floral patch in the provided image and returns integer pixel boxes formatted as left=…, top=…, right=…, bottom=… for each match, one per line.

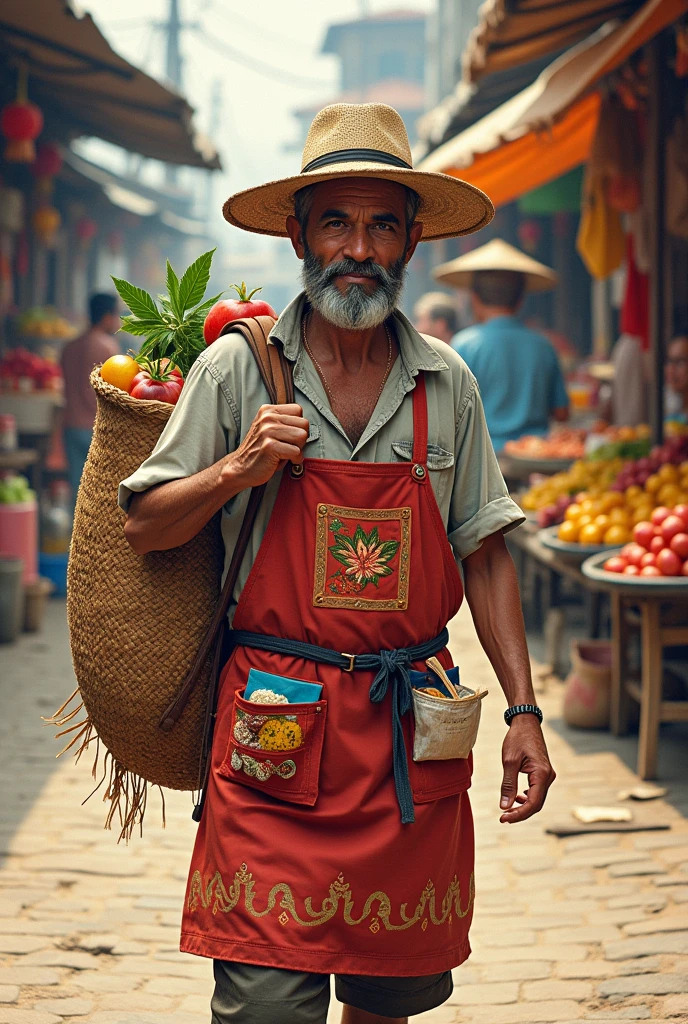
left=233, top=709, right=303, bottom=751
left=230, top=750, right=297, bottom=781
left=313, top=504, right=411, bottom=610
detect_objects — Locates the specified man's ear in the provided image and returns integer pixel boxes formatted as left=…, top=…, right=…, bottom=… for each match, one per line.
left=404, top=221, right=424, bottom=264
left=286, top=215, right=305, bottom=260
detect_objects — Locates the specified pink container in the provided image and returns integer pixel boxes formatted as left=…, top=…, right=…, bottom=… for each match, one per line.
left=0, top=500, right=38, bottom=584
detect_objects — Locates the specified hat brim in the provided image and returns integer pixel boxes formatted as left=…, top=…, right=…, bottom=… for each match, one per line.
left=223, top=163, right=494, bottom=241
left=436, top=266, right=556, bottom=294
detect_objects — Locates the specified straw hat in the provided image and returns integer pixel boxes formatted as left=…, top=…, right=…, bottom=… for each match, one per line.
left=223, top=103, right=494, bottom=241
left=433, top=238, right=558, bottom=293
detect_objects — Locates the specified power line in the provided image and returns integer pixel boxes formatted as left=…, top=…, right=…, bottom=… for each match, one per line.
left=193, top=27, right=334, bottom=89
left=202, top=2, right=318, bottom=52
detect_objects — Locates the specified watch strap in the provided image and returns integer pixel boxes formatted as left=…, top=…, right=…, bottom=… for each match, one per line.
left=504, top=703, right=543, bottom=726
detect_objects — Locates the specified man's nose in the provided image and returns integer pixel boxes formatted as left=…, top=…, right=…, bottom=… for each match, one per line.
left=341, top=224, right=377, bottom=263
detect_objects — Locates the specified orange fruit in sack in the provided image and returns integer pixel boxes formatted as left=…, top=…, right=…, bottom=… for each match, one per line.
left=101, top=355, right=141, bottom=393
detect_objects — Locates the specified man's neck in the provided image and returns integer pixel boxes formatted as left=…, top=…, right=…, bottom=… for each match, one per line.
left=306, top=307, right=391, bottom=372
left=478, top=306, right=516, bottom=324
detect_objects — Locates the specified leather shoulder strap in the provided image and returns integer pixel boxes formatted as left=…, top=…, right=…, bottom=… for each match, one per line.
left=159, top=314, right=293, bottom=732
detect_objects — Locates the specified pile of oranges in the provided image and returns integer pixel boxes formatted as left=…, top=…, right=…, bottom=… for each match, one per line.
left=557, top=461, right=688, bottom=546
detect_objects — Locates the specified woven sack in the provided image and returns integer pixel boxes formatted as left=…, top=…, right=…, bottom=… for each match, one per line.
left=55, top=368, right=223, bottom=835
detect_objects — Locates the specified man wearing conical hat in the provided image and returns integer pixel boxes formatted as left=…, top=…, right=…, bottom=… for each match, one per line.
left=435, top=239, right=569, bottom=453
left=121, top=104, right=554, bottom=1024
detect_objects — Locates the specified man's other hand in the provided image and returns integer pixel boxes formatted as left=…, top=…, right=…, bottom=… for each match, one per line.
left=499, top=714, right=555, bottom=823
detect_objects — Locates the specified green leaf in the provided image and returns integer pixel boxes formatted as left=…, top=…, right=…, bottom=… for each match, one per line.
left=368, top=526, right=379, bottom=547
left=353, top=524, right=367, bottom=548
left=111, top=277, right=161, bottom=321
left=378, top=540, right=400, bottom=560
left=118, top=316, right=163, bottom=337
left=190, top=293, right=223, bottom=317
left=377, top=565, right=394, bottom=577
left=330, top=549, right=355, bottom=569
left=166, top=260, right=181, bottom=318
left=178, top=249, right=215, bottom=313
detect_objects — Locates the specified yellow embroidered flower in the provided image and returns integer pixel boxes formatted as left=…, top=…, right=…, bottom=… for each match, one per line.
left=258, top=718, right=303, bottom=751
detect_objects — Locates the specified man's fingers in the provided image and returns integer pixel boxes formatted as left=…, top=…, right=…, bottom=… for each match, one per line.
left=499, top=759, right=519, bottom=810
left=270, top=403, right=304, bottom=417
left=270, top=441, right=304, bottom=464
left=500, top=773, right=551, bottom=823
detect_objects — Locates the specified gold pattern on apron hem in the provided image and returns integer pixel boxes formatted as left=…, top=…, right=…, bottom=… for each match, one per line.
left=187, top=863, right=474, bottom=930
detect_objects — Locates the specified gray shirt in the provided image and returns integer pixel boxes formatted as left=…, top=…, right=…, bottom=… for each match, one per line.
left=119, top=292, right=524, bottom=621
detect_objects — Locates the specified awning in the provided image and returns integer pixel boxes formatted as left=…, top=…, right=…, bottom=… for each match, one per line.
left=418, top=0, right=688, bottom=206
left=464, top=0, right=641, bottom=84
left=0, top=0, right=220, bottom=170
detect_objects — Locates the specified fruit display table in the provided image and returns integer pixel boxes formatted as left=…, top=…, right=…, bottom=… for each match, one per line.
left=582, top=554, right=688, bottom=780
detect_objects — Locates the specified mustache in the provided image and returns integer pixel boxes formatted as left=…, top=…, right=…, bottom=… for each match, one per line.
left=315, top=257, right=394, bottom=287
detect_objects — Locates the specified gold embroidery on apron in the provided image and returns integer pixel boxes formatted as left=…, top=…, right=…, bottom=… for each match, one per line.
left=313, top=504, right=412, bottom=611
left=187, top=863, right=474, bottom=931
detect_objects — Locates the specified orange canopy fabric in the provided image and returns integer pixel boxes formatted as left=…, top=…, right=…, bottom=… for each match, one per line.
left=447, top=91, right=601, bottom=207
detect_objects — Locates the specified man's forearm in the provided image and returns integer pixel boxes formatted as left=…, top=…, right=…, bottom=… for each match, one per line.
left=124, top=456, right=244, bottom=554
left=462, top=532, right=535, bottom=706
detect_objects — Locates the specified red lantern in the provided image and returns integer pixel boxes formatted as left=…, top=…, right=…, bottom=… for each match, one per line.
left=31, top=142, right=62, bottom=191
left=76, top=216, right=98, bottom=246
left=1, top=101, right=43, bottom=163
left=518, top=219, right=542, bottom=254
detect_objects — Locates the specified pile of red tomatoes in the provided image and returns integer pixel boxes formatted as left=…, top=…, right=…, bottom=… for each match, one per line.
left=603, top=504, right=688, bottom=577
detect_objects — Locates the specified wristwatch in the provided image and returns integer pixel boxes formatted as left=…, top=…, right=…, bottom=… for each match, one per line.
left=504, top=703, right=543, bottom=726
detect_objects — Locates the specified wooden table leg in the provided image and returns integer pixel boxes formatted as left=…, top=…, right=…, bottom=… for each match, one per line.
left=638, top=599, right=663, bottom=780
left=610, top=592, right=631, bottom=735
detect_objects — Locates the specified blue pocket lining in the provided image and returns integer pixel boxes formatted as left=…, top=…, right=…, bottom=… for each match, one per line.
left=245, top=668, right=323, bottom=704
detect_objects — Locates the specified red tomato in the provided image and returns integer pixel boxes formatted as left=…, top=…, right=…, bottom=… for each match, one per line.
left=622, top=543, right=647, bottom=567
left=603, top=556, right=627, bottom=574
left=650, top=535, right=665, bottom=555
left=623, top=564, right=640, bottom=576
left=670, top=533, right=688, bottom=559
left=651, top=506, right=672, bottom=526
left=656, top=547, right=682, bottom=576
left=682, top=561, right=688, bottom=577
left=130, top=376, right=182, bottom=405
left=203, top=284, right=277, bottom=344
left=640, top=552, right=657, bottom=568
left=640, top=565, right=662, bottom=577
left=633, top=522, right=655, bottom=549
left=673, top=503, right=688, bottom=528
left=159, top=358, right=184, bottom=380
left=661, top=515, right=686, bottom=544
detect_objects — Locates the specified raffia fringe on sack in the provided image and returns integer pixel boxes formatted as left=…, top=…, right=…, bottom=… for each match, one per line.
left=44, top=686, right=172, bottom=842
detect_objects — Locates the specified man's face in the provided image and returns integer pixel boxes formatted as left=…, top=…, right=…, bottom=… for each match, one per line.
left=666, top=337, right=688, bottom=395
left=286, top=177, right=423, bottom=330
left=101, top=310, right=120, bottom=335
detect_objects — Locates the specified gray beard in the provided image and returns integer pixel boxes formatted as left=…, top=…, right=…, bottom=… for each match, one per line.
left=301, top=245, right=406, bottom=330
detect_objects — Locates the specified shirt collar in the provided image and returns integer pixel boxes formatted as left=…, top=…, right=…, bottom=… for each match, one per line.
left=269, top=291, right=449, bottom=375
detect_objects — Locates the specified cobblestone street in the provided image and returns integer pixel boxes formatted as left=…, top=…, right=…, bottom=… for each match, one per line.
left=1, top=600, right=687, bottom=1024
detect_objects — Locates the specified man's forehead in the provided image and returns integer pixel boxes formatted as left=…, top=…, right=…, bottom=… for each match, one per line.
left=309, top=177, right=407, bottom=212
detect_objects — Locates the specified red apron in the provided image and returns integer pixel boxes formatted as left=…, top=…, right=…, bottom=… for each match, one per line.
left=181, top=375, right=475, bottom=976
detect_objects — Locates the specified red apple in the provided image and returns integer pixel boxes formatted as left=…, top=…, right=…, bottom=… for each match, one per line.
left=661, top=515, right=686, bottom=544
left=657, top=548, right=682, bottom=576
left=623, top=564, right=640, bottom=576
left=603, top=556, right=627, bottom=574
left=640, top=552, right=657, bottom=568
left=640, top=565, right=662, bottom=577
left=651, top=506, right=673, bottom=526
left=633, top=522, right=655, bottom=549
left=203, top=283, right=277, bottom=344
left=650, top=535, right=665, bottom=555
left=670, top=533, right=688, bottom=560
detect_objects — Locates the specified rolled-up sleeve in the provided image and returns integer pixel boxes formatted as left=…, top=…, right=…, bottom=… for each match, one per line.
left=448, top=378, right=525, bottom=561
left=118, top=356, right=235, bottom=513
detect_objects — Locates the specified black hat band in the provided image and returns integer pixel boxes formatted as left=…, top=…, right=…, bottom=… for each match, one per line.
left=301, top=148, right=412, bottom=174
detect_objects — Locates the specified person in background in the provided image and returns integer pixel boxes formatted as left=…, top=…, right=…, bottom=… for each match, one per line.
left=665, top=335, right=688, bottom=424
left=412, top=291, right=459, bottom=344
left=60, top=293, right=120, bottom=505
left=611, top=333, right=648, bottom=426
left=434, top=238, right=568, bottom=453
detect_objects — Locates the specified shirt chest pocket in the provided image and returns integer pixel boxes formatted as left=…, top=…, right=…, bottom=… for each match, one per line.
left=391, top=440, right=455, bottom=507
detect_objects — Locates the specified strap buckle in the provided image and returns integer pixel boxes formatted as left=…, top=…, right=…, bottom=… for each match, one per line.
left=341, top=652, right=356, bottom=672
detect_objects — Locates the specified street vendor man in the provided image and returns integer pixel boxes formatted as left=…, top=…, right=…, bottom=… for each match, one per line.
left=119, top=104, right=555, bottom=1024
left=435, top=238, right=570, bottom=453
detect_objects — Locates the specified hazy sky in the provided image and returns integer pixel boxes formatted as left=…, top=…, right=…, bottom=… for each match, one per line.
left=81, top=0, right=432, bottom=202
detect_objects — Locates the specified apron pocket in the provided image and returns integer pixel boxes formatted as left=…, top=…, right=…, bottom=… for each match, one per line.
left=217, top=690, right=327, bottom=806
left=405, top=668, right=476, bottom=803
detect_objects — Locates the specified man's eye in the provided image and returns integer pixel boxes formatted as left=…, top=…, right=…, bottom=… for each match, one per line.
left=375, top=223, right=393, bottom=231
left=326, top=220, right=345, bottom=228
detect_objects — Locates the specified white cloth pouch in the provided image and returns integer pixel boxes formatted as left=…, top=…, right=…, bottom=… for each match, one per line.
left=410, top=667, right=485, bottom=761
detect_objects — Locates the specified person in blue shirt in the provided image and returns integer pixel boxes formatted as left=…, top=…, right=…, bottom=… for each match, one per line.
left=434, top=239, right=569, bottom=453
